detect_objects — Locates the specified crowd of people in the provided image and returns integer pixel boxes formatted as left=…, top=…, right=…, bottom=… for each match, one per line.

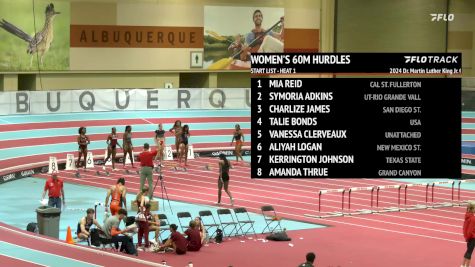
left=41, top=122, right=325, bottom=266
left=66, top=121, right=247, bottom=256
left=75, top=122, right=245, bottom=169
left=39, top=120, right=254, bottom=260
left=73, top=182, right=206, bottom=256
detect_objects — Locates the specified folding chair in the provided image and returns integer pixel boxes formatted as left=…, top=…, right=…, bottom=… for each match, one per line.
left=233, top=207, right=257, bottom=238
left=177, top=212, right=193, bottom=232
left=157, top=214, right=170, bottom=242
left=216, top=209, right=239, bottom=237
left=97, top=230, right=118, bottom=251
left=198, top=210, right=220, bottom=238
left=261, top=205, right=283, bottom=234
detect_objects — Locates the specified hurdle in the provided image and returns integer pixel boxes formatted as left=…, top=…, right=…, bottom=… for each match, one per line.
left=347, top=186, right=375, bottom=215
left=315, top=188, right=346, bottom=218
left=306, top=179, right=474, bottom=219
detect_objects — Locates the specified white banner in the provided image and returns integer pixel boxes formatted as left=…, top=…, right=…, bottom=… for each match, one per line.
left=0, top=88, right=250, bottom=115
left=48, top=156, right=58, bottom=174
left=104, top=150, right=112, bottom=166
left=86, top=152, right=95, bottom=168
left=187, top=145, right=195, bottom=159
left=164, top=146, right=173, bottom=160
left=65, top=154, right=76, bottom=170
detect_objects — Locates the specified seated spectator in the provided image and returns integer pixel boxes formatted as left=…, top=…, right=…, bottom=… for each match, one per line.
left=185, top=220, right=202, bottom=251
left=147, top=208, right=161, bottom=244
left=77, top=208, right=102, bottom=241
left=103, top=208, right=137, bottom=256
left=158, top=224, right=187, bottom=255
left=298, top=252, right=316, bottom=267
left=195, top=216, right=207, bottom=244
left=136, top=187, right=150, bottom=211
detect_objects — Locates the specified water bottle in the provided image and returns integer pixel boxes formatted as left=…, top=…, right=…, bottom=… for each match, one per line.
left=188, top=261, right=193, bottom=267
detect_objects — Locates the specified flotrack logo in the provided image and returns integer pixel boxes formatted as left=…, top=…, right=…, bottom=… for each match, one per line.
left=20, top=169, right=35, bottom=177
left=430, top=13, right=454, bottom=21
left=2, top=173, right=15, bottom=182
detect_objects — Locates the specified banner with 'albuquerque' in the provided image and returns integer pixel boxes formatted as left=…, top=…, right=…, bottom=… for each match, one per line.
left=0, top=88, right=251, bottom=115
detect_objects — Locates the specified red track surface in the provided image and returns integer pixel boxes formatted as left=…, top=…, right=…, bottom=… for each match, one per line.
left=0, top=222, right=164, bottom=267
left=0, top=141, right=250, bottom=175
left=463, top=118, right=475, bottom=123
left=1, top=117, right=250, bottom=132
left=0, top=129, right=251, bottom=149
left=0, top=254, right=44, bottom=267
left=27, top=158, right=472, bottom=267
left=0, top=114, right=471, bottom=266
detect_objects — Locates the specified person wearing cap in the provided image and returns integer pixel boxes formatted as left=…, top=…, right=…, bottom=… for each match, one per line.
left=138, top=143, right=158, bottom=199
left=41, top=173, right=65, bottom=209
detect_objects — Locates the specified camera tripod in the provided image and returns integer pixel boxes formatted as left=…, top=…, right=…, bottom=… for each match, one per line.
left=152, top=167, right=173, bottom=214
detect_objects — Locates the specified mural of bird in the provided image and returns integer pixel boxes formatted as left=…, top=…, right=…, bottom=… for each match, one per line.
left=0, top=3, right=60, bottom=67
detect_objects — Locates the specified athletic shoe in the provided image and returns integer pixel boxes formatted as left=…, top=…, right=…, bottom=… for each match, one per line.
left=102, top=166, right=106, bottom=170
left=165, top=247, right=174, bottom=252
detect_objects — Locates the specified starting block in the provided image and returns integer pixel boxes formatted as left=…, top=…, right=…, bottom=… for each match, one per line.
left=95, top=170, right=110, bottom=176
left=172, top=164, right=187, bottom=172
left=125, top=169, right=140, bottom=175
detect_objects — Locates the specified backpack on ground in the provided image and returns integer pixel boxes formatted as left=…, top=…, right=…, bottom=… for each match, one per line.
left=90, top=228, right=101, bottom=247
left=215, top=229, right=223, bottom=243
left=266, top=230, right=291, bottom=241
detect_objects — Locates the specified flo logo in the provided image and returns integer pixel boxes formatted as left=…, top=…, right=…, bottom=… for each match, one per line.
left=430, top=13, right=454, bottom=21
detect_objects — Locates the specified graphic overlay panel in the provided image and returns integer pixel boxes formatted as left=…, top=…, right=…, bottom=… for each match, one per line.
left=251, top=53, right=461, bottom=179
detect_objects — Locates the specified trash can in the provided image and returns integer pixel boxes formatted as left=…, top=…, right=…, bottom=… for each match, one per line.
left=36, top=206, right=61, bottom=238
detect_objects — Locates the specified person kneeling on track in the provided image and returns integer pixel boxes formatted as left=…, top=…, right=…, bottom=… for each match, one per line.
left=77, top=208, right=102, bottom=241
left=157, top=224, right=187, bottom=255
left=103, top=208, right=137, bottom=256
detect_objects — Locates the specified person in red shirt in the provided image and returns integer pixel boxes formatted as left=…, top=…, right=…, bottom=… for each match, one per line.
left=41, top=173, right=65, bottom=209
left=185, top=220, right=202, bottom=252
left=463, top=201, right=475, bottom=267
left=158, top=224, right=187, bottom=255
left=138, top=143, right=157, bottom=199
